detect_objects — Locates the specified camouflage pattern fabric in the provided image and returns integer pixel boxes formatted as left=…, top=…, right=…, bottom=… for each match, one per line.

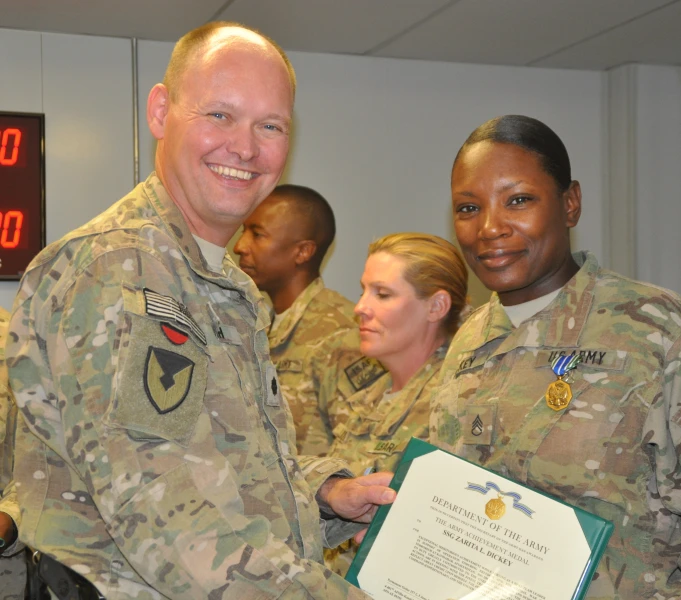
left=431, top=252, right=681, bottom=600
left=0, top=308, right=26, bottom=599
left=8, top=174, right=373, bottom=600
left=324, top=343, right=447, bottom=576
left=269, top=279, right=384, bottom=456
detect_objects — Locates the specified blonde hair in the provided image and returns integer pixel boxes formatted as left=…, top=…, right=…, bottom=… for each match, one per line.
left=163, top=21, right=297, bottom=101
left=368, top=233, right=469, bottom=336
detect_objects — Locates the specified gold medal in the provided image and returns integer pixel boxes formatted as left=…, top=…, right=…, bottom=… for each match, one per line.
left=546, top=354, right=581, bottom=411
left=546, top=378, right=572, bottom=411
left=485, top=494, right=506, bottom=520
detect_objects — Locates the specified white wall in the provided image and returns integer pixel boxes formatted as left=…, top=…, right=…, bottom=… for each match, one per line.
left=604, top=64, right=681, bottom=295
left=137, top=42, right=606, bottom=306
left=635, top=65, right=681, bottom=294
left=0, top=28, right=133, bottom=310
left=1, top=29, right=608, bottom=310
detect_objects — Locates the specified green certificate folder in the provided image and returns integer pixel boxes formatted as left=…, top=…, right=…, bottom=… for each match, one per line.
left=347, top=438, right=613, bottom=600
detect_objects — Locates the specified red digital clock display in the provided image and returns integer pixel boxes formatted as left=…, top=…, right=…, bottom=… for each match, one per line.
left=0, top=112, right=45, bottom=280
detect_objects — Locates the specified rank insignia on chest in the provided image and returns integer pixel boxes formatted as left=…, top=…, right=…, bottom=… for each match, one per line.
left=546, top=354, right=582, bottom=411
left=471, top=415, right=483, bottom=437
left=144, top=347, right=195, bottom=414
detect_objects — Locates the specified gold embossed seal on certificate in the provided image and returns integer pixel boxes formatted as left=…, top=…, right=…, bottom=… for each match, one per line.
left=465, top=481, right=534, bottom=520
left=546, top=354, right=582, bottom=411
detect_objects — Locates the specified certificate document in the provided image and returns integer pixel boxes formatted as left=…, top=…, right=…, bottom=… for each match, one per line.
left=347, top=438, right=612, bottom=600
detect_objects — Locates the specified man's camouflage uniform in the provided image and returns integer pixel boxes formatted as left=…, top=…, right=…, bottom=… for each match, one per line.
left=325, top=343, right=447, bottom=575
left=269, top=279, right=384, bottom=456
left=8, top=175, right=373, bottom=600
left=431, top=252, right=681, bottom=599
left=0, top=308, right=25, bottom=599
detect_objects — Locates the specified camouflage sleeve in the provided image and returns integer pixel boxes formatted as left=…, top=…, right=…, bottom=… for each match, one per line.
left=309, top=329, right=366, bottom=434
left=0, top=480, right=24, bottom=556
left=297, top=328, right=361, bottom=456
left=645, top=335, right=681, bottom=586
left=12, top=250, right=368, bottom=599
left=295, top=456, right=365, bottom=548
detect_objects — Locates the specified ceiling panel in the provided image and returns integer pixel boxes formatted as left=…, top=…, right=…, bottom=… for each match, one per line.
left=372, top=0, right=674, bottom=68
left=219, top=0, right=452, bottom=54
left=0, top=0, right=679, bottom=70
left=0, top=0, right=226, bottom=40
left=534, top=1, right=681, bottom=69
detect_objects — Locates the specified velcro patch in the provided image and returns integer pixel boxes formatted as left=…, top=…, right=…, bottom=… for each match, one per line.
left=367, top=440, right=399, bottom=456
left=144, top=288, right=207, bottom=346
left=534, top=349, right=626, bottom=371
left=266, top=364, right=281, bottom=407
left=345, top=357, right=386, bottom=391
left=455, top=351, right=489, bottom=376
left=461, top=405, right=495, bottom=445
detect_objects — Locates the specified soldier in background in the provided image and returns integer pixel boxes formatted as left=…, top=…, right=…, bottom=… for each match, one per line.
left=0, top=307, right=25, bottom=600
left=235, top=185, right=384, bottom=455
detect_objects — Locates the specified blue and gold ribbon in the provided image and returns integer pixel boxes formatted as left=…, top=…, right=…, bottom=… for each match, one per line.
left=465, top=481, right=534, bottom=518
left=551, top=354, right=581, bottom=379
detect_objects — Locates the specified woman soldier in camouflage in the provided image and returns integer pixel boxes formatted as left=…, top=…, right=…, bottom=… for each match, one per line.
left=326, top=232, right=469, bottom=574
left=432, top=114, right=681, bottom=599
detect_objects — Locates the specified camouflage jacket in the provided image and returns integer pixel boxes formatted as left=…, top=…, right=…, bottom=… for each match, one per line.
left=269, top=279, right=384, bottom=456
left=431, top=252, right=681, bottom=599
left=329, top=343, right=447, bottom=476
left=0, top=307, right=14, bottom=493
left=0, top=307, right=26, bottom=594
left=323, top=344, right=446, bottom=577
left=8, top=174, right=372, bottom=600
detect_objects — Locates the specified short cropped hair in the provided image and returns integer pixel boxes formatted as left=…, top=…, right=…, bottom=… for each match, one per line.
left=163, top=21, right=297, bottom=101
left=368, top=233, right=469, bottom=336
left=453, top=115, right=572, bottom=193
left=272, top=184, right=336, bottom=270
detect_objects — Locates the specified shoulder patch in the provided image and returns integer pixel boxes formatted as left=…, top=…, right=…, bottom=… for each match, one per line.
left=344, top=357, right=386, bottom=391
left=144, top=347, right=195, bottom=414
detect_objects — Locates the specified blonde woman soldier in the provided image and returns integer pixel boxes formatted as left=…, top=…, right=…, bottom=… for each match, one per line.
left=325, top=233, right=469, bottom=575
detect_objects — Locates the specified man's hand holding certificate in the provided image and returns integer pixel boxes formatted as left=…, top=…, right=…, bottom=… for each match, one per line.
left=347, top=439, right=613, bottom=600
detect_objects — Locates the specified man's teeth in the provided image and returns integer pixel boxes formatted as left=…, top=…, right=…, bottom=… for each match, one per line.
left=209, top=165, right=254, bottom=180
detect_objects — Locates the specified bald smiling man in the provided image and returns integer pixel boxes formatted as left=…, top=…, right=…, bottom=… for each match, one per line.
left=7, top=23, right=394, bottom=599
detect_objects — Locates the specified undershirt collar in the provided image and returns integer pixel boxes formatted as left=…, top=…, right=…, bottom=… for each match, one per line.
left=192, top=234, right=226, bottom=273
left=502, top=288, right=562, bottom=328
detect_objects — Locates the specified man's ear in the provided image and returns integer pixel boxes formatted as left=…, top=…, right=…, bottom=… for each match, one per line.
left=147, top=83, right=170, bottom=141
left=294, top=240, right=317, bottom=266
left=564, top=180, right=582, bottom=229
left=428, top=290, right=452, bottom=324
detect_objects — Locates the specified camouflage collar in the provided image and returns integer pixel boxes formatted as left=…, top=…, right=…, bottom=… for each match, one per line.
left=268, top=278, right=325, bottom=347
left=462, top=251, right=598, bottom=353
left=142, top=174, right=267, bottom=320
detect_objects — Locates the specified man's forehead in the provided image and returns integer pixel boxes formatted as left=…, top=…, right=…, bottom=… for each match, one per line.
left=250, top=197, right=296, bottom=228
